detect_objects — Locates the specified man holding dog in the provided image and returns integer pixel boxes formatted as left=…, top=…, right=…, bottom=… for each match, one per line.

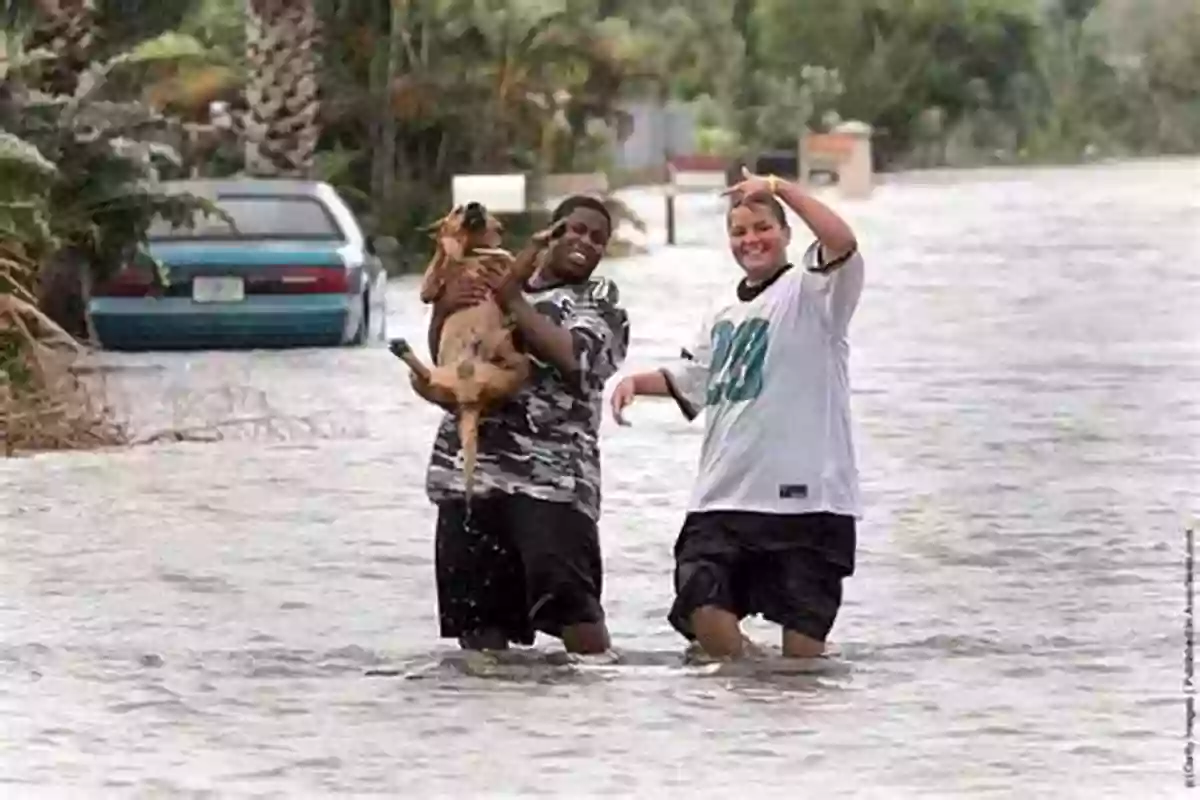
left=415, top=195, right=628, bottom=656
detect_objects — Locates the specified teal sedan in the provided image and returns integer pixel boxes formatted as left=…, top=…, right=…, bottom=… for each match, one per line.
left=88, top=179, right=396, bottom=351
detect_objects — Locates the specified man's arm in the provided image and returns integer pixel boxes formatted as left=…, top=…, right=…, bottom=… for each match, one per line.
left=547, top=278, right=629, bottom=392
left=505, top=294, right=580, bottom=377
left=424, top=275, right=594, bottom=381
left=427, top=305, right=445, bottom=362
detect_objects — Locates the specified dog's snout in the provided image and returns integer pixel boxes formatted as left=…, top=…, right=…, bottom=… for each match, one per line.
left=462, top=201, right=487, bottom=231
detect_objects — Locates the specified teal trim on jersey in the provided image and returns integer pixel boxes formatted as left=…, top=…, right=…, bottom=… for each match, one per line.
left=706, top=317, right=770, bottom=406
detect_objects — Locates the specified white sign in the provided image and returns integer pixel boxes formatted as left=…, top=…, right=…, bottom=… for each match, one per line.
left=451, top=173, right=527, bottom=213
left=671, top=170, right=728, bottom=192
left=193, top=276, right=245, bottom=303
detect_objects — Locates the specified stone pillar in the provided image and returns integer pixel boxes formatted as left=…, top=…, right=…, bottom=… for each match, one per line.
left=833, top=120, right=874, bottom=199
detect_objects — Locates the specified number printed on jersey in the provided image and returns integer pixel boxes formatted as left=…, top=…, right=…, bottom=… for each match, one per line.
left=705, top=317, right=770, bottom=406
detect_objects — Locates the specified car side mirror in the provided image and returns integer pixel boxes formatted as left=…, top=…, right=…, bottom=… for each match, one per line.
left=370, top=235, right=400, bottom=257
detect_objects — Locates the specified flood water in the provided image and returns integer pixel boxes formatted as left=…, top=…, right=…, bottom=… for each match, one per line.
left=2, top=159, right=1198, bottom=798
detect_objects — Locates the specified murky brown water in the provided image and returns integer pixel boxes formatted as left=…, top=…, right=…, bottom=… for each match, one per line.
left=2, top=160, right=1198, bottom=798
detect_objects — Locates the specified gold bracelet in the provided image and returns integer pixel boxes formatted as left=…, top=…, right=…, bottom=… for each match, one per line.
left=767, top=174, right=780, bottom=194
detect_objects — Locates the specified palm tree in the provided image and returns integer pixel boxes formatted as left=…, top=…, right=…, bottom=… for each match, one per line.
left=23, top=0, right=99, bottom=96
left=243, top=0, right=320, bottom=177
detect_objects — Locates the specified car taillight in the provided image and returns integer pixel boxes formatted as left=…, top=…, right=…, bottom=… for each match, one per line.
left=273, top=266, right=348, bottom=294
left=93, top=266, right=157, bottom=297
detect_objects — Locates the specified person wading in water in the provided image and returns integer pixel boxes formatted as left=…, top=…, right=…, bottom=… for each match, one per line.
left=412, top=196, right=630, bottom=656
left=610, top=168, right=864, bottom=661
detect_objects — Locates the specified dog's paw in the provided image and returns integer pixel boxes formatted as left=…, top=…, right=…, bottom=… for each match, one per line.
left=388, top=338, right=410, bottom=358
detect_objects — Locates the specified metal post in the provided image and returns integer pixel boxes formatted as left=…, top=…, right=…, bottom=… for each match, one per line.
left=1187, top=525, right=1195, bottom=787
left=662, top=92, right=676, bottom=247
left=665, top=185, right=676, bottom=246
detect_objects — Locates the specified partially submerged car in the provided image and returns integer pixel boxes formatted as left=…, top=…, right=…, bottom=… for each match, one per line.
left=88, top=178, right=396, bottom=350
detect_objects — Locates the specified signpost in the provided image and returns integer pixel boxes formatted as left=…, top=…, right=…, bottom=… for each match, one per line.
left=665, top=155, right=730, bottom=245
left=450, top=174, right=528, bottom=213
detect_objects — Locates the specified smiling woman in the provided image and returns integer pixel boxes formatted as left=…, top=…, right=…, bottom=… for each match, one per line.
left=86, top=178, right=391, bottom=351
left=726, top=191, right=794, bottom=284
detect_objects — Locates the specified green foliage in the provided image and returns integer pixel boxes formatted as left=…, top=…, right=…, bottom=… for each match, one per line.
left=739, top=0, right=1199, bottom=167
left=1, top=90, right=218, bottom=286
left=94, top=1, right=198, bottom=56
left=8, top=0, right=1189, bottom=295
left=305, top=0, right=657, bottom=263
left=177, top=0, right=246, bottom=55
left=695, top=125, right=741, bottom=158
left=0, top=130, right=60, bottom=392
left=2, top=0, right=198, bottom=67
left=0, top=32, right=226, bottom=289
left=753, top=0, right=1042, bottom=165
left=1117, top=3, right=1200, bottom=154
left=0, top=131, right=58, bottom=264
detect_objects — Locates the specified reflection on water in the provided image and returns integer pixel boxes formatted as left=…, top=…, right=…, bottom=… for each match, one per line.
left=1, top=159, right=1198, bottom=797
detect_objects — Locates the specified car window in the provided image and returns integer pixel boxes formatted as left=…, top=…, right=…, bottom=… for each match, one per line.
left=148, top=194, right=345, bottom=241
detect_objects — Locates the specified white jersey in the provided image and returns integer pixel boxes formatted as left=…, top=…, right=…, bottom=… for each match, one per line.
left=662, top=241, right=865, bottom=518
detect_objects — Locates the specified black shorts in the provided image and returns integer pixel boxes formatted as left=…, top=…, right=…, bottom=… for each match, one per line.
left=668, top=511, right=856, bottom=642
left=435, top=493, right=605, bottom=646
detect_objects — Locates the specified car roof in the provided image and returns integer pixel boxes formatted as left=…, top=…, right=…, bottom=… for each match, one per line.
left=154, top=177, right=366, bottom=243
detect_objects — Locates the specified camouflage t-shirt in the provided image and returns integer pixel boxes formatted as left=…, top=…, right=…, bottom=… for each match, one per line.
left=424, top=276, right=630, bottom=521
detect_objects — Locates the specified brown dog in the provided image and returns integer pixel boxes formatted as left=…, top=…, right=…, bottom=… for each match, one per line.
left=389, top=201, right=562, bottom=500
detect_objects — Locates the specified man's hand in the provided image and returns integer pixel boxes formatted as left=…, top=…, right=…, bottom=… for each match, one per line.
left=609, top=375, right=637, bottom=426
left=470, top=256, right=522, bottom=310
left=438, top=273, right=493, bottom=315
left=531, top=218, right=568, bottom=246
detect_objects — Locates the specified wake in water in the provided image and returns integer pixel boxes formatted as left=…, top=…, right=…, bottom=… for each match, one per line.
left=365, top=644, right=851, bottom=683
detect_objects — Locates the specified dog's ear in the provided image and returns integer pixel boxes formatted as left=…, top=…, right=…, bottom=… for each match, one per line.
left=419, top=249, right=448, bottom=304
left=439, top=235, right=465, bottom=262
left=424, top=206, right=463, bottom=234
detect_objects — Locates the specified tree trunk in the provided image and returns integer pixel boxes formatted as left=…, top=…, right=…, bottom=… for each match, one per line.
left=26, top=0, right=99, bottom=340
left=367, top=0, right=388, bottom=205
left=244, top=0, right=320, bottom=177
left=732, top=0, right=759, bottom=161
left=378, top=1, right=405, bottom=214
left=25, top=0, right=98, bottom=98
left=35, top=248, right=91, bottom=344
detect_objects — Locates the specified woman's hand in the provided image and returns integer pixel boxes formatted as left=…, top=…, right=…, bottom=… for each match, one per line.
left=609, top=375, right=638, bottom=426
left=721, top=165, right=779, bottom=200
left=722, top=165, right=857, bottom=258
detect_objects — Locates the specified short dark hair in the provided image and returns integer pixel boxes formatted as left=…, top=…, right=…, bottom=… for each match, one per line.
left=552, top=194, right=613, bottom=236
left=727, top=191, right=790, bottom=230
